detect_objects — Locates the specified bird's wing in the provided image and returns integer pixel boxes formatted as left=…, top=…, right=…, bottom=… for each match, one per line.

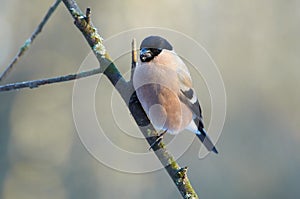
left=178, top=90, right=204, bottom=125
left=177, top=65, right=218, bottom=153
left=177, top=62, right=203, bottom=121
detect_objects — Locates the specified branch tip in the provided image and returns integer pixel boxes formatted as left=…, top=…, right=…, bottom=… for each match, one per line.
left=85, top=7, right=91, bottom=24
left=132, top=38, right=137, bottom=64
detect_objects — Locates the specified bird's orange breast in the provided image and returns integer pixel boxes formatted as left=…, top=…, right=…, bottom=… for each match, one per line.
left=136, top=84, right=192, bottom=134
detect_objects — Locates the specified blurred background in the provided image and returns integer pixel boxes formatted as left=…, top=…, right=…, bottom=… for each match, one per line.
left=0, top=0, right=299, bottom=198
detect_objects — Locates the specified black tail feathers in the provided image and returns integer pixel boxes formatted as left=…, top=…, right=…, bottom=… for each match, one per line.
left=196, top=129, right=218, bottom=154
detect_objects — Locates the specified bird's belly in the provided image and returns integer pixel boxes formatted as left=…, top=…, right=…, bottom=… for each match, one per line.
left=136, top=84, right=192, bottom=134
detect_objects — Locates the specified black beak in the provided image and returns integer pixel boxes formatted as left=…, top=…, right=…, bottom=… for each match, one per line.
left=140, top=48, right=153, bottom=62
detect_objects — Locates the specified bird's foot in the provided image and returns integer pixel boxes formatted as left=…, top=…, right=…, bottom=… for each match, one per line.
left=148, top=130, right=167, bottom=150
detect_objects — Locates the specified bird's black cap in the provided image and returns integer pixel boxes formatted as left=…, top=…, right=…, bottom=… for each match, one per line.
left=140, top=36, right=173, bottom=50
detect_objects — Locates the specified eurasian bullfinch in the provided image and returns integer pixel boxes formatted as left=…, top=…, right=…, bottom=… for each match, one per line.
left=133, top=36, right=218, bottom=154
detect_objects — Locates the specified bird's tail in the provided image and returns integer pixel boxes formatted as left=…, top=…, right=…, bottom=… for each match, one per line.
left=196, top=128, right=218, bottom=154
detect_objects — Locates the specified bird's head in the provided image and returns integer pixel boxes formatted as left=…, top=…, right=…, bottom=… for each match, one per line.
left=140, top=36, right=173, bottom=62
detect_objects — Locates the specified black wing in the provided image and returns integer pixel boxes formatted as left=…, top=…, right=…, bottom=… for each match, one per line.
left=179, top=89, right=218, bottom=154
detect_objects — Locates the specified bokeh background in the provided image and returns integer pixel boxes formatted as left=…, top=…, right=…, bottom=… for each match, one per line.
left=1, top=0, right=299, bottom=199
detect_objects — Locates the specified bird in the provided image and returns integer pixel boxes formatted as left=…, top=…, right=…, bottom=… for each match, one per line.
left=133, top=36, right=218, bottom=154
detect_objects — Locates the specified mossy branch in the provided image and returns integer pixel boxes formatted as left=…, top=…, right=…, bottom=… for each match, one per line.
left=62, top=0, right=199, bottom=198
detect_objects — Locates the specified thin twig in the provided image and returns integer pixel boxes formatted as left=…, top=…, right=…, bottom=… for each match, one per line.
left=0, top=67, right=101, bottom=92
left=131, top=38, right=137, bottom=82
left=85, top=7, right=91, bottom=24
left=0, top=0, right=62, bottom=82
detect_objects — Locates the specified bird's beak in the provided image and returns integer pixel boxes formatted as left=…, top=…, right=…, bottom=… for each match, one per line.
left=140, top=48, right=153, bottom=62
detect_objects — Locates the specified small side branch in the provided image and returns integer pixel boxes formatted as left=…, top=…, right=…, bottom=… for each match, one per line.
left=131, top=38, right=137, bottom=82
left=0, top=0, right=62, bottom=82
left=0, top=67, right=101, bottom=92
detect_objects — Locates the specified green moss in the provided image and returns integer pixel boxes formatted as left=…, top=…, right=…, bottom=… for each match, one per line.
left=70, top=8, right=81, bottom=18
left=19, top=39, right=31, bottom=56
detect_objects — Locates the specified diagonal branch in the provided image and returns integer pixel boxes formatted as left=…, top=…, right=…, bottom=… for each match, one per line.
left=62, top=0, right=199, bottom=198
left=0, top=0, right=200, bottom=198
left=0, top=0, right=62, bottom=82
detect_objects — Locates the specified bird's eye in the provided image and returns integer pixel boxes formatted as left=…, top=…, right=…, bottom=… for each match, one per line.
left=140, top=48, right=153, bottom=62
left=151, top=48, right=162, bottom=56
left=140, top=48, right=162, bottom=62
